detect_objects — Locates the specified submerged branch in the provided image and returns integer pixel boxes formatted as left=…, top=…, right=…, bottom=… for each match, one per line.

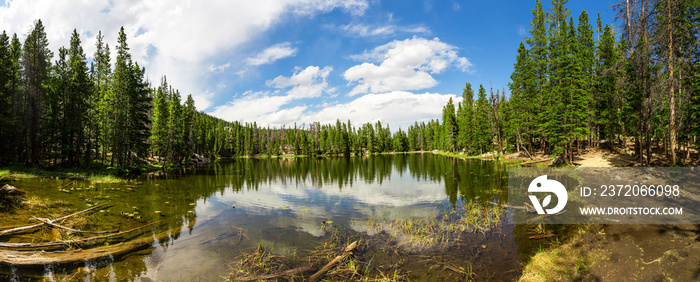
left=0, top=202, right=111, bottom=237
left=0, top=221, right=160, bottom=249
left=29, top=217, right=119, bottom=234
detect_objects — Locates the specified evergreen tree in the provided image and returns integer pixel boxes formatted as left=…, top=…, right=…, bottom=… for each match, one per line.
left=472, top=84, right=492, bottom=153
left=596, top=24, right=621, bottom=144
left=94, top=31, right=112, bottom=164
left=577, top=10, right=596, bottom=145
left=7, top=33, right=22, bottom=162
left=508, top=42, right=534, bottom=153
left=168, top=90, right=183, bottom=162
left=526, top=0, right=549, bottom=152
left=0, top=31, right=12, bottom=163
left=126, top=63, right=152, bottom=166
left=64, top=29, right=92, bottom=165
left=151, top=77, right=170, bottom=162
left=182, top=94, right=196, bottom=160
left=457, top=83, right=474, bottom=152
left=43, top=48, right=66, bottom=165
left=442, top=97, right=457, bottom=152
left=21, top=20, right=53, bottom=165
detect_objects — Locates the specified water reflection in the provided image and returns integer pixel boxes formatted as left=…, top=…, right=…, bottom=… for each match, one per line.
left=2, top=153, right=510, bottom=281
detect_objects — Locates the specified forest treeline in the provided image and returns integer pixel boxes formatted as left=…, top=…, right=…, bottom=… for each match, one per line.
left=0, top=20, right=412, bottom=170
left=0, top=0, right=697, bottom=170
left=508, top=0, right=698, bottom=165
left=411, top=0, right=699, bottom=165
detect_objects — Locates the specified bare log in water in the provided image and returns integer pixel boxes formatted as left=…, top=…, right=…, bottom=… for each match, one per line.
left=0, top=202, right=111, bottom=236
left=0, top=223, right=169, bottom=267
left=308, top=241, right=358, bottom=282
left=0, top=221, right=160, bottom=249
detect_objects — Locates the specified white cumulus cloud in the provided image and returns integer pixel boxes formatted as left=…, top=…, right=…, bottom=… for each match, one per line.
left=267, top=66, right=333, bottom=99
left=209, top=91, right=298, bottom=125
left=246, top=42, right=298, bottom=66
left=344, top=36, right=472, bottom=96
left=211, top=65, right=334, bottom=126
left=0, top=0, right=368, bottom=110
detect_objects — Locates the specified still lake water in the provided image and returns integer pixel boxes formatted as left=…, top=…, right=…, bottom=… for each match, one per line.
left=1, top=154, right=536, bottom=281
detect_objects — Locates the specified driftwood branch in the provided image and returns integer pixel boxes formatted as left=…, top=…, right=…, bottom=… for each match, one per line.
left=308, top=241, right=358, bottom=282
left=29, top=217, right=118, bottom=234
left=0, top=221, right=160, bottom=249
left=234, top=265, right=313, bottom=281
left=0, top=202, right=111, bottom=237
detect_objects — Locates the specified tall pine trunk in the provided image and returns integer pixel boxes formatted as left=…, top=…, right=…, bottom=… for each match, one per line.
left=667, top=0, right=676, bottom=165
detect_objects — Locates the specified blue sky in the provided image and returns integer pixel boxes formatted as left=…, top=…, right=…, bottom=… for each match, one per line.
left=0, top=0, right=618, bottom=130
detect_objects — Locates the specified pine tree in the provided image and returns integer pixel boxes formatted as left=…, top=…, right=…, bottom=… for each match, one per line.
left=596, top=24, right=620, bottom=145
left=43, top=48, right=66, bottom=165
left=0, top=31, right=12, bottom=163
left=168, top=90, right=183, bottom=163
left=94, top=31, right=112, bottom=164
left=182, top=94, right=196, bottom=160
left=566, top=17, right=590, bottom=162
left=682, top=1, right=700, bottom=152
left=577, top=10, right=596, bottom=147
left=472, top=84, right=492, bottom=153
left=7, top=33, right=22, bottom=162
left=126, top=63, right=152, bottom=166
left=544, top=17, right=568, bottom=156
left=442, top=97, right=457, bottom=151
left=526, top=0, right=549, bottom=153
left=457, top=83, right=474, bottom=152
left=21, top=20, right=53, bottom=165
left=109, top=26, right=151, bottom=169
left=65, top=29, right=92, bottom=165
left=151, top=77, right=170, bottom=163
left=508, top=42, right=534, bottom=153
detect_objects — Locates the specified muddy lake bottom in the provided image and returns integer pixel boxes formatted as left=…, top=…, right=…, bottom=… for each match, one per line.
left=0, top=155, right=548, bottom=281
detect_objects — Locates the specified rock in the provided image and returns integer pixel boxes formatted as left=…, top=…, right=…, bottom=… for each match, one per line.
left=193, top=153, right=210, bottom=164
left=0, top=184, right=24, bottom=195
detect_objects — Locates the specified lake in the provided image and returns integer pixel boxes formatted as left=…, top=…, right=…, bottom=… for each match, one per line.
left=1, top=154, right=536, bottom=281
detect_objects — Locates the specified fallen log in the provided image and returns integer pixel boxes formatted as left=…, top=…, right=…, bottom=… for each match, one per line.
left=0, top=202, right=110, bottom=237
left=0, top=221, right=160, bottom=249
left=308, top=241, right=358, bottom=282
left=234, top=265, right=313, bottom=281
left=0, top=224, right=170, bottom=267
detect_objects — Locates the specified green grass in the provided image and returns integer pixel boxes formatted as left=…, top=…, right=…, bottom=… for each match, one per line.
left=0, top=163, right=141, bottom=183
left=519, top=225, right=605, bottom=282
